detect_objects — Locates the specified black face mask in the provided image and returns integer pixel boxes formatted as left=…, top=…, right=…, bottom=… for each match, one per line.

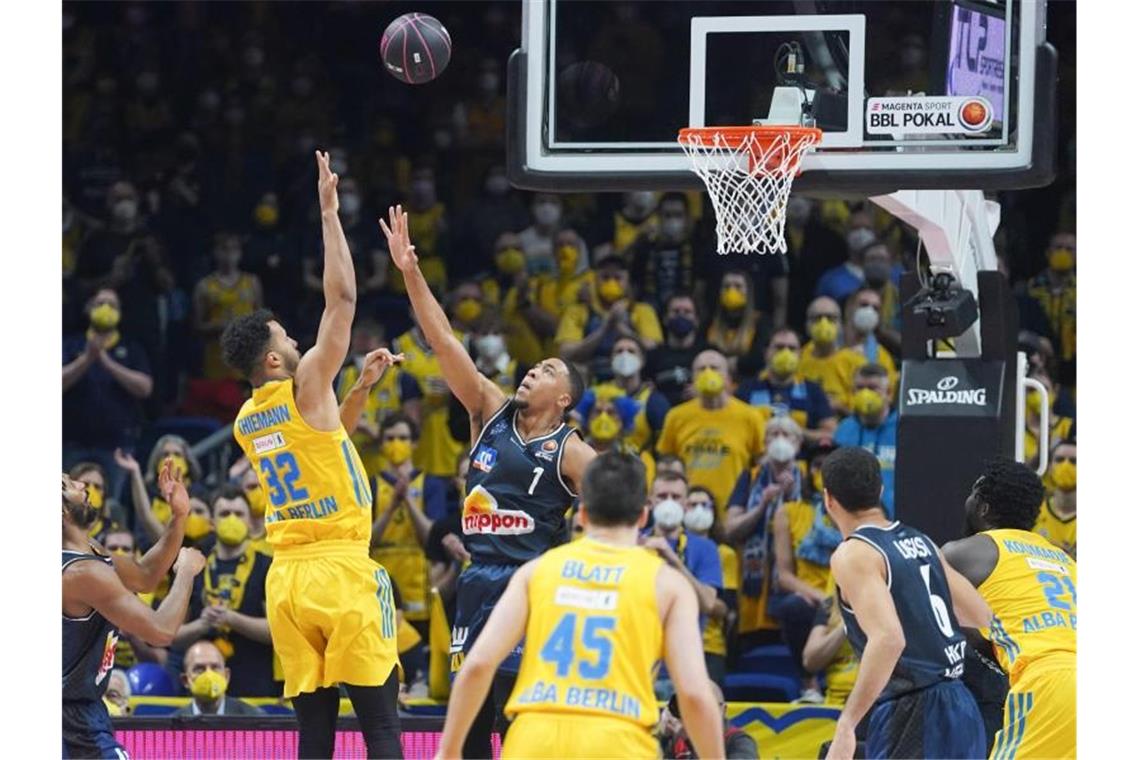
left=666, top=315, right=695, bottom=338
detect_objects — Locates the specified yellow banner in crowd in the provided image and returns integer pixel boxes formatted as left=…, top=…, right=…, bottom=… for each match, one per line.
left=727, top=702, right=840, bottom=759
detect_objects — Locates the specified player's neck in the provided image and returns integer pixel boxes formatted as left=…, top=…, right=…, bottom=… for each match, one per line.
left=515, top=406, right=562, bottom=439
left=585, top=525, right=640, bottom=547
left=840, top=507, right=890, bottom=537
left=62, top=525, right=90, bottom=553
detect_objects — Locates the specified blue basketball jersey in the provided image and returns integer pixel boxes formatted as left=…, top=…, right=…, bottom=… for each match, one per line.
left=62, top=551, right=120, bottom=703
left=463, top=401, right=577, bottom=565
left=837, top=522, right=968, bottom=701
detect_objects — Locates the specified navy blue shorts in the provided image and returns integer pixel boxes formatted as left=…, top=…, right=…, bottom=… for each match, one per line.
left=62, top=699, right=128, bottom=759
left=451, top=563, right=523, bottom=674
left=866, top=680, right=985, bottom=759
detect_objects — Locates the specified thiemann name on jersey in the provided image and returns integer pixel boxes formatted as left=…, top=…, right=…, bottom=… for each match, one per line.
left=237, top=404, right=292, bottom=436
left=513, top=680, right=642, bottom=719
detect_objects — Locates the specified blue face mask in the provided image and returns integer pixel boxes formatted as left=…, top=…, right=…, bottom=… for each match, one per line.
left=667, top=315, right=695, bottom=338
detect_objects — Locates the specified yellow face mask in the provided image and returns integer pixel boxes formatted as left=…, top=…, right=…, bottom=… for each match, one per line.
left=495, top=247, right=526, bottom=275
left=158, top=454, right=191, bottom=483
left=1025, top=390, right=1042, bottom=416
left=853, top=387, right=885, bottom=419
left=770, top=348, right=799, bottom=377
left=185, top=513, right=212, bottom=542
left=103, top=698, right=125, bottom=717
left=589, top=412, right=621, bottom=442
left=85, top=483, right=105, bottom=510
left=1051, top=460, right=1076, bottom=491
left=812, top=470, right=824, bottom=494
left=598, top=278, right=625, bottom=303
left=245, top=487, right=267, bottom=518
left=215, top=514, right=249, bottom=547
left=695, top=367, right=725, bottom=397
left=1048, top=247, right=1075, bottom=273
left=254, top=203, right=279, bottom=227
left=382, top=439, right=413, bottom=466
left=809, top=317, right=839, bottom=346
left=189, top=669, right=228, bottom=700
left=90, top=303, right=121, bottom=331
left=455, top=298, right=483, bottom=324
left=557, top=245, right=579, bottom=277
left=720, top=286, right=747, bottom=311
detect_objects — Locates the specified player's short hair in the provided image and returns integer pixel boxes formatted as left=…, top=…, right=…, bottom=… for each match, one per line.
left=221, top=308, right=276, bottom=380
left=822, top=447, right=882, bottom=512
left=562, top=360, right=585, bottom=420
left=209, top=483, right=250, bottom=516
left=381, top=412, right=420, bottom=440
left=581, top=451, right=647, bottom=527
left=973, top=457, right=1044, bottom=532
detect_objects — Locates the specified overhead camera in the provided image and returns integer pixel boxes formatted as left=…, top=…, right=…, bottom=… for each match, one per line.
left=905, top=272, right=979, bottom=339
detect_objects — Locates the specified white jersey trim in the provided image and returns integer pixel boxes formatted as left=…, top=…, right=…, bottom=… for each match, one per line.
left=848, top=533, right=893, bottom=591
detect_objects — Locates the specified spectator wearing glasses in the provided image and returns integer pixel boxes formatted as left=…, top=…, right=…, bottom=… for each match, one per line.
left=799, top=297, right=851, bottom=415
left=737, top=328, right=837, bottom=446
left=1034, top=439, right=1076, bottom=557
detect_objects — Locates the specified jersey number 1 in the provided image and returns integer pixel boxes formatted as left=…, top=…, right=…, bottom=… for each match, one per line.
left=919, top=564, right=956, bottom=639
left=527, top=466, right=543, bottom=495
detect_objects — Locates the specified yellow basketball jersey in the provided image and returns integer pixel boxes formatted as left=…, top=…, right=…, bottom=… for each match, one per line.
left=233, top=378, right=373, bottom=550
left=371, top=471, right=431, bottom=621
left=506, top=538, right=664, bottom=730
left=979, top=529, right=1077, bottom=686
left=1033, top=500, right=1076, bottom=558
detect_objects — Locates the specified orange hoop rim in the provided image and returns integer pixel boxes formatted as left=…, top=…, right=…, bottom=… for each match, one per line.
left=677, top=125, right=824, bottom=149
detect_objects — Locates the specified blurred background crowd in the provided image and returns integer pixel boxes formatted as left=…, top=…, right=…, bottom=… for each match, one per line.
left=62, top=0, right=1076, bottom=724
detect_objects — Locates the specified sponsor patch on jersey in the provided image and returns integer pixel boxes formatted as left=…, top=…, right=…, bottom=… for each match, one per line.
left=489, top=420, right=509, bottom=438
left=96, top=630, right=119, bottom=685
left=554, top=585, right=618, bottom=611
left=253, top=431, right=286, bottom=454
left=1027, top=557, right=1070, bottom=575
left=472, top=445, right=498, bottom=473
left=542, top=440, right=558, bottom=452
left=535, top=450, right=555, bottom=463
left=462, top=485, right=535, bottom=535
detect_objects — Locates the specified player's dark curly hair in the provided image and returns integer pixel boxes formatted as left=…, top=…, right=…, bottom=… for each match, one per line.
left=581, top=450, right=647, bottom=527
left=221, top=308, right=276, bottom=380
left=821, top=446, right=882, bottom=512
left=563, top=360, right=585, bottom=421
left=973, top=457, right=1044, bottom=532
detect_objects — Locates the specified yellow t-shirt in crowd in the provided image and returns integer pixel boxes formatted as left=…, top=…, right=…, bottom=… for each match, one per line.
left=1024, top=416, right=1074, bottom=468
left=833, top=344, right=899, bottom=406
left=702, top=543, right=740, bottom=657
left=1033, top=499, right=1076, bottom=558
left=555, top=300, right=664, bottom=350
left=392, top=329, right=465, bottom=478
left=781, top=500, right=832, bottom=594
left=800, top=342, right=850, bottom=411
left=656, top=397, right=768, bottom=521
left=199, top=272, right=260, bottom=380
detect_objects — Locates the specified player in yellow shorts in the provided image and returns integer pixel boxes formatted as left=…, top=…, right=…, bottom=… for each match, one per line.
left=435, top=451, right=724, bottom=759
left=224, top=152, right=405, bottom=759
left=943, top=458, right=1077, bottom=760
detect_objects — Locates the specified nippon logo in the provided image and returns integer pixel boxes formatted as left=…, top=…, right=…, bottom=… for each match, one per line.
left=462, top=509, right=535, bottom=535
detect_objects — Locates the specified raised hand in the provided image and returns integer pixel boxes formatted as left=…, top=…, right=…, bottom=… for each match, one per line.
left=158, top=456, right=191, bottom=522
left=316, top=150, right=339, bottom=214
left=357, top=347, right=405, bottom=389
left=113, top=448, right=141, bottom=475
left=380, top=205, right=417, bottom=273
left=173, top=547, right=206, bottom=577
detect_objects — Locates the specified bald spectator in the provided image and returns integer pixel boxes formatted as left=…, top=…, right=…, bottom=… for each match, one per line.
left=174, top=641, right=263, bottom=717
left=657, top=349, right=767, bottom=520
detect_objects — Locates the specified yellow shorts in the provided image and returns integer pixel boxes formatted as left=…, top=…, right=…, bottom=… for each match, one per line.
left=990, top=661, right=1076, bottom=760
left=502, top=712, right=660, bottom=759
left=266, top=541, right=401, bottom=698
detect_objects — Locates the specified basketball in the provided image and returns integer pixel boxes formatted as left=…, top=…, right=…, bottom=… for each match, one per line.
left=960, top=100, right=989, bottom=128
left=380, top=13, right=452, bottom=85
left=557, top=61, right=620, bottom=128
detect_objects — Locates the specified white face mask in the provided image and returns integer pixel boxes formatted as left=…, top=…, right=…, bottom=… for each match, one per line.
left=627, top=191, right=657, bottom=215
left=853, top=306, right=880, bottom=334
left=767, top=435, right=798, bottom=464
left=533, top=202, right=561, bottom=227
left=113, top=199, right=138, bottom=222
left=653, top=499, right=684, bottom=530
left=340, top=193, right=361, bottom=216
left=682, top=505, right=714, bottom=533
left=475, top=335, right=506, bottom=361
left=846, top=227, right=876, bottom=253
left=611, top=351, right=642, bottom=378
left=660, top=218, right=685, bottom=241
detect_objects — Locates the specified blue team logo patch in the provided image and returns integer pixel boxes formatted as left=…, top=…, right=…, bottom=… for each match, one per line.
left=472, top=445, right=498, bottom=473
left=489, top=420, right=508, bottom=438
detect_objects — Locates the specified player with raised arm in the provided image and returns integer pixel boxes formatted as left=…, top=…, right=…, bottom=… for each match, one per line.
left=382, top=205, right=597, bottom=757
left=63, top=460, right=205, bottom=759
left=222, top=152, right=403, bottom=759
left=821, top=447, right=992, bottom=760
left=942, top=458, right=1076, bottom=760
left=435, top=451, right=724, bottom=760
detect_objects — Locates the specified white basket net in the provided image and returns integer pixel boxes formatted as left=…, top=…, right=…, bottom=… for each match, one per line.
left=678, top=127, right=822, bottom=254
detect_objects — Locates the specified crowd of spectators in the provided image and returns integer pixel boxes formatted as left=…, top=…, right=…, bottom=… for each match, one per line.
left=63, top=1, right=1077, bottom=716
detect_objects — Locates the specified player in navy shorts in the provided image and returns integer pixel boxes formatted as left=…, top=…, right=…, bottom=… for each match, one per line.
left=62, top=462, right=205, bottom=758
left=820, top=448, right=993, bottom=760
left=383, top=206, right=597, bottom=757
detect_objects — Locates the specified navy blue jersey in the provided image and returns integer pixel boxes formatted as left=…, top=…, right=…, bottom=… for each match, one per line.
left=62, top=551, right=120, bottom=703
left=463, top=400, right=577, bottom=565
left=837, top=522, right=968, bottom=701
